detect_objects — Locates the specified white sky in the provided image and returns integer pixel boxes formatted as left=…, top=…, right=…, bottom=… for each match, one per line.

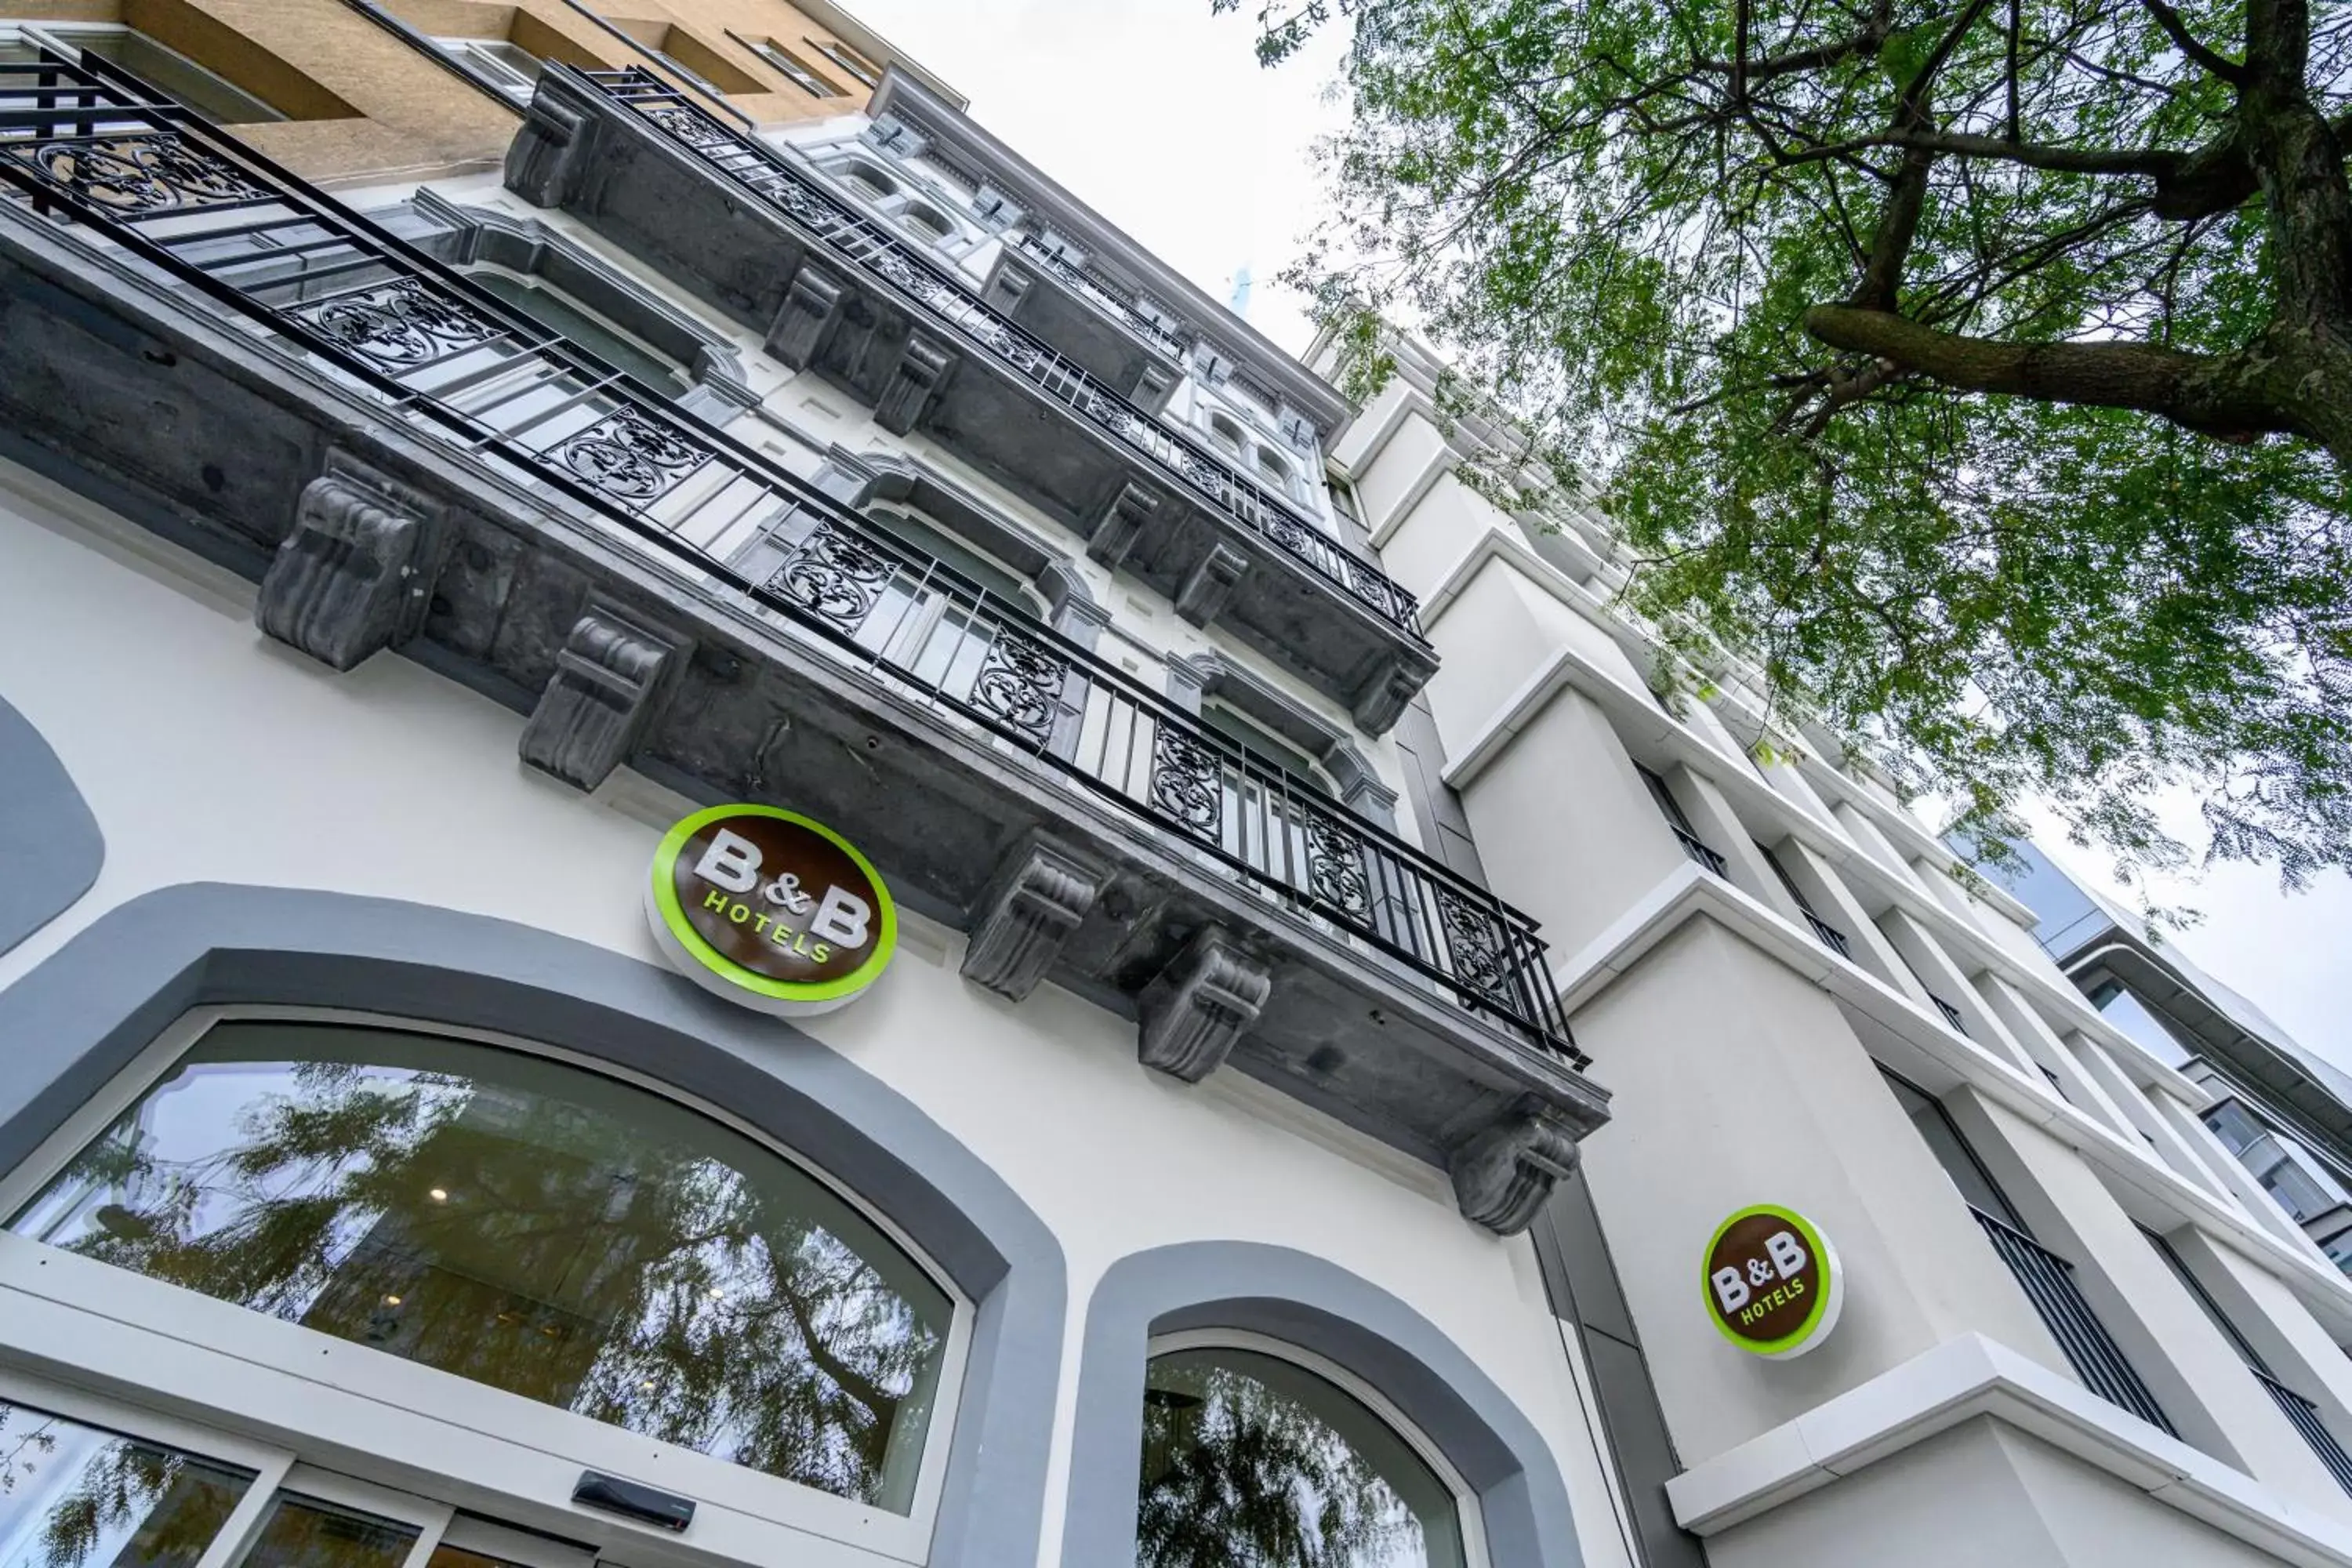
left=850, top=0, right=2352, bottom=1073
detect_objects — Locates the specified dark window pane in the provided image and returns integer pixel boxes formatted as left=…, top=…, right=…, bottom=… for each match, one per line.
left=11, top=1021, right=953, bottom=1512
left=0, top=1401, right=253, bottom=1568
left=463, top=272, right=683, bottom=397
left=1138, top=1348, right=1465, bottom=1568
left=238, top=1497, right=416, bottom=1568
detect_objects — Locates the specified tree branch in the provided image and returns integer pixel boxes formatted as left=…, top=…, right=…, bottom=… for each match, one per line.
left=1802, top=304, right=2306, bottom=441
left=2137, top=0, right=2249, bottom=82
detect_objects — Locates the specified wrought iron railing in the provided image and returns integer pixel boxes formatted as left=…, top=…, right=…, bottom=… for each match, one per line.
left=571, top=68, right=1424, bottom=640
left=1011, top=230, right=1185, bottom=359
left=1971, top=1207, right=2176, bottom=1434
left=0, top=49, right=1577, bottom=1067
left=1670, top=826, right=1727, bottom=880
left=1803, top=911, right=1851, bottom=959
left=2256, top=1370, right=2352, bottom=1497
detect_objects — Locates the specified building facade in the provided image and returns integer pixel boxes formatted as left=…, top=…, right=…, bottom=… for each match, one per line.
left=1984, top=841, right=2352, bottom=1276
left=0, top=8, right=1643, bottom=1568
left=1330, top=329, right=2352, bottom=1568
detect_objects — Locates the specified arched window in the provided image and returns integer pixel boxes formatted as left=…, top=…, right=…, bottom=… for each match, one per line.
left=1255, top=446, right=1294, bottom=491
left=1138, top=1338, right=1475, bottom=1567
left=464, top=267, right=686, bottom=396
left=1206, top=412, right=1245, bottom=456
left=5, top=1016, right=960, bottom=1516
left=900, top=202, right=953, bottom=245
left=844, top=162, right=898, bottom=201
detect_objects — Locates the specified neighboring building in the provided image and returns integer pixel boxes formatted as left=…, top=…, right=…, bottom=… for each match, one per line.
left=1984, top=840, right=2352, bottom=1276
left=1329, top=326, right=2352, bottom=1566
left=0, top=10, right=1646, bottom=1568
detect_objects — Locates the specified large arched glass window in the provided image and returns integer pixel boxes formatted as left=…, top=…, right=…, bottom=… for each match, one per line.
left=1138, top=1339, right=1474, bottom=1567
left=5, top=1018, right=957, bottom=1515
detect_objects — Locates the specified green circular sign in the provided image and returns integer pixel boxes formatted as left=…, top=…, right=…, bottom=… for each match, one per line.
left=646, top=804, right=897, bottom=1016
left=1702, top=1204, right=1842, bottom=1359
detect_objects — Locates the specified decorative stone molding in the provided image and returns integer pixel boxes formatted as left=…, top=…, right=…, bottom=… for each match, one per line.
left=1167, top=652, right=1399, bottom=828
left=961, top=833, right=1111, bottom=1001
left=767, top=268, right=846, bottom=372
left=1138, top=926, right=1272, bottom=1083
left=518, top=601, right=688, bottom=791
left=980, top=257, right=1037, bottom=316
left=1036, top=560, right=1110, bottom=649
left=256, top=452, right=447, bottom=672
left=503, top=86, right=595, bottom=209
left=877, top=331, right=956, bottom=434
left=1088, top=480, right=1163, bottom=570
left=1352, top=655, right=1425, bottom=737
left=1448, top=1110, right=1581, bottom=1236
left=1174, top=543, right=1247, bottom=628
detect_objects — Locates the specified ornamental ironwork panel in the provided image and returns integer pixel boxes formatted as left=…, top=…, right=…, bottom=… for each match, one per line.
left=290, top=277, right=502, bottom=368
left=1, top=131, right=268, bottom=213
left=1436, top=890, right=1518, bottom=1005
left=970, top=627, right=1069, bottom=742
left=1149, top=725, right=1225, bottom=839
left=1301, top=807, right=1373, bottom=919
left=547, top=407, right=709, bottom=502
left=767, top=521, right=901, bottom=633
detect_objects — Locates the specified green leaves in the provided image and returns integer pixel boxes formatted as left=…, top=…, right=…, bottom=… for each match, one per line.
left=1236, top=0, right=2352, bottom=895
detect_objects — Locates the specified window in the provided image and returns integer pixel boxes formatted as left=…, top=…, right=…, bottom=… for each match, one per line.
left=1255, top=447, right=1293, bottom=489
left=1634, top=763, right=1726, bottom=877
left=1140, top=1342, right=1473, bottom=1567
left=2, top=23, right=285, bottom=124
left=464, top=270, right=685, bottom=395
left=843, top=162, right=898, bottom=201
left=2203, top=1098, right=2264, bottom=1156
left=1759, top=841, right=1850, bottom=956
left=1205, top=413, right=1245, bottom=456
left=6, top=1017, right=958, bottom=1514
left=750, top=38, right=845, bottom=97
left=808, top=36, right=880, bottom=89
left=0, top=1401, right=256, bottom=1567
left=434, top=36, right=543, bottom=104
left=900, top=202, right=953, bottom=245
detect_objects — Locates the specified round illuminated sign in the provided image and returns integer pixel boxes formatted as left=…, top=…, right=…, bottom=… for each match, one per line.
left=645, top=804, right=897, bottom=1017
left=1703, top=1204, right=1842, bottom=1359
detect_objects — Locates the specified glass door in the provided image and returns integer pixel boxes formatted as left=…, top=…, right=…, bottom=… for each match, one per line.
left=0, top=1381, right=595, bottom=1568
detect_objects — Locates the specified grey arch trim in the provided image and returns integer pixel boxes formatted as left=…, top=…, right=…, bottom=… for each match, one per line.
left=404, top=192, right=757, bottom=423
left=1060, top=1241, right=1585, bottom=1568
left=0, top=695, right=103, bottom=958
left=816, top=448, right=1109, bottom=645
left=1167, top=651, right=1400, bottom=826
left=0, top=883, right=1063, bottom=1568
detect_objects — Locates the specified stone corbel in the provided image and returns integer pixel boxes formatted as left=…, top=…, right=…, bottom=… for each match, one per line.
left=876, top=330, right=956, bottom=435
left=503, top=83, right=596, bottom=209
left=256, top=452, right=448, bottom=672
left=518, top=601, right=688, bottom=791
left=766, top=267, right=846, bottom=372
left=1088, top=480, right=1164, bottom=571
left=981, top=257, right=1037, bottom=316
left=960, top=833, right=1111, bottom=1002
left=1138, top=926, right=1273, bottom=1083
left=1174, top=543, right=1247, bottom=628
left=1449, top=1109, right=1581, bottom=1236
left=1349, top=655, right=1427, bottom=737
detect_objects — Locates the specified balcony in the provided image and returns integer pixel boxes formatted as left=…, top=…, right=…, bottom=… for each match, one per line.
left=0, top=50, right=1606, bottom=1235
left=979, top=231, right=1185, bottom=414
left=503, top=67, right=1437, bottom=735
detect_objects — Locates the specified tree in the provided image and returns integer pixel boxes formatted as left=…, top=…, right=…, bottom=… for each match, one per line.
left=1222, top=0, right=2352, bottom=902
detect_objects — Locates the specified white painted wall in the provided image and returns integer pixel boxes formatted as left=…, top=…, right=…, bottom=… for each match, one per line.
left=0, top=459, right=1635, bottom=1568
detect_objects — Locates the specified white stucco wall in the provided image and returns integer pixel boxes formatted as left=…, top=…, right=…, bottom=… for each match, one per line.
left=0, top=457, right=1635, bottom=1568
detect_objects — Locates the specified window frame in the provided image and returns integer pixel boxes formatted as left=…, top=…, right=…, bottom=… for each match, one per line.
left=0, top=20, right=286, bottom=124
left=806, top=36, right=880, bottom=89
left=1142, top=1327, right=1492, bottom=1568
left=430, top=35, right=541, bottom=106
left=749, top=36, right=845, bottom=98
left=0, top=1004, right=977, bottom=1566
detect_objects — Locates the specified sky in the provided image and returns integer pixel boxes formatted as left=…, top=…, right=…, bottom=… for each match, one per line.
left=846, top=0, right=2352, bottom=1073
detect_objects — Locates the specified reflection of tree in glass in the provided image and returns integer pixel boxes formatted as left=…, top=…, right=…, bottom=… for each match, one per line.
left=1137, top=1363, right=1425, bottom=1568
left=20, top=1034, right=946, bottom=1507
left=0, top=1405, right=249, bottom=1568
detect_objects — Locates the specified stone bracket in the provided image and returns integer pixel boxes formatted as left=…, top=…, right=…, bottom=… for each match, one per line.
left=765, top=267, right=845, bottom=372
left=1087, top=480, right=1164, bottom=572
left=981, top=259, right=1036, bottom=316
left=1449, top=1109, right=1581, bottom=1236
left=519, top=601, right=688, bottom=791
left=503, top=85, right=595, bottom=209
left=876, top=330, right=956, bottom=435
left=1350, top=654, right=1426, bottom=737
left=960, top=832, right=1111, bottom=1002
left=256, top=450, right=448, bottom=672
left=1175, top=543, right=1247, bottom=628
left=1138, top=925, right=1273, bottom=1083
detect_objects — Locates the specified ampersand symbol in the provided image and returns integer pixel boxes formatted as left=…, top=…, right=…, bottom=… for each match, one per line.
left=1747, top=1259, right=1774, bottom=1287
left=763, top=872, right=815, bottom=913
